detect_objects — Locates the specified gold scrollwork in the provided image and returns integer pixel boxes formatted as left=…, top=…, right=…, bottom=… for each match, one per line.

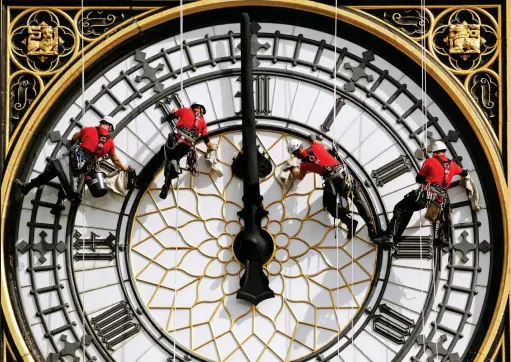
left=10, top=9, right=77, bottom=74
left=382, top=9, right=434, bottom=40
left=9, top=71, right=43, bottom=137
left=430, top=8, right=498, bottom=74
left=76, top=9, right=125, bottom=42
left=465, top=69, right=500, bottom=139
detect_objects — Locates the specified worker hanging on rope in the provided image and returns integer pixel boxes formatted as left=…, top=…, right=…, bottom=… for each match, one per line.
left=284, top=136, right=379, bottom=241
left=16, top=117, right=133, bottom=210
left=373, top=141, right=472, bottom=249
left=138, top=101, right=218, bottom=200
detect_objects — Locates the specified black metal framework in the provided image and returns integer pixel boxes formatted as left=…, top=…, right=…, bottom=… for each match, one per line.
left=4, top=8, right=503, bottom=362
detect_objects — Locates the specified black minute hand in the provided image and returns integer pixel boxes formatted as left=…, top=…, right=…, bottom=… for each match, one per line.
left=233, top=13, right=275, bottom=306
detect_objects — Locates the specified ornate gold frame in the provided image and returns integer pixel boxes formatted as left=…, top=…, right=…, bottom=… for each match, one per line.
left=1, top=1, right=509, bottom=361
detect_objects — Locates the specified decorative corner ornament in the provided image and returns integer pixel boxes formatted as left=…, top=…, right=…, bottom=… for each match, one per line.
left=77, top=9, right=126, bottom=41
left=430, top=8, right=498, bottom=74
left=10, top=10, right=77, bottom=74
left=382, top=9, right=433, bottom=39
left=22, top=21, right=62, bottom=62
left=444, top=21, right=485, bottom=59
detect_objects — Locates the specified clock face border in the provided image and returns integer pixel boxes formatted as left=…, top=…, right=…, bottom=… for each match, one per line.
left=2, top=3, right=508, bottom=362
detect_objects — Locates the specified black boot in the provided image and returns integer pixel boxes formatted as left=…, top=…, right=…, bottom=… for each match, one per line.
left=159, top=185, right=169, bottom=200
left=366, top=220, right=379, bottom=241
left=50, top=198, right=64, bottom=215
left=15, top=179, right=31, bottom=195
left=373, top=234, right=394, bottom=249
left=346, top=219, right=359, bottom=239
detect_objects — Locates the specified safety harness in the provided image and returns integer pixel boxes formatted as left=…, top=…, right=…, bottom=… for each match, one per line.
left=421, top=156, right=451, bottom=222
left=165, top=116, right=201, bottom=176
left=69, top=127, right=109, bottom=176
left=302, top=147, right=354, bottom=198
left=94, top=127, right=110, bottom=155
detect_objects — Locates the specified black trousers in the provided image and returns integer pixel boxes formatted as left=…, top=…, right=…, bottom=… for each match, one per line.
left=323, top=177, right=377, bottom=237
left=138, top=143, right=190, bottom=188
left=386, top=189, right=428, bottom=238
left=24, top=159, right=80, bottom=200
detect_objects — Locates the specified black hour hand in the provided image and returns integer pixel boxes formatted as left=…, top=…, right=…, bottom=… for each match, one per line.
left=232, top=12, right=275, bottom=306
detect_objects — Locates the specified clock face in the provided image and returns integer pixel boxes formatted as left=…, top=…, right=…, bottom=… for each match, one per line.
left=9, top=16, right=496, bottom=362
left=130, top=130, right=378, bottom=361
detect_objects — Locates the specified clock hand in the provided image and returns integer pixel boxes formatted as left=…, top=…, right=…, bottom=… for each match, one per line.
left=233, top=13, right=275, bottom=306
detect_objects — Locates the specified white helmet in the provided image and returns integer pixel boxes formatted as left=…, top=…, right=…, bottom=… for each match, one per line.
left=99, top=116, right=115, bottom=132
left=431, top=140, right=447, bottom=153
left=287, top=139, right=302, bottom=154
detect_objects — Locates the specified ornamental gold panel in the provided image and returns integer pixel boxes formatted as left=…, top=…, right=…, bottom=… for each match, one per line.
left=355, top=5, right=503, bottom=151
left=430, top=8, right=498, bottom=73
left=10, top=9, right=77, bottom=74
left=5, top=6, right=154, bottom=152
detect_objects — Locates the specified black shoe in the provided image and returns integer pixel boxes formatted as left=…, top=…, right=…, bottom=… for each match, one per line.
left=50, top=199, right=64, bottom=215
left=368, top=226, right=379, bottom=241
left=346, top=220, right=359, bottom=239
left=159, top=186, right=169, bottom=200
left=15, top=179, right=30, bottom=195
left=373, top=234, right=394, bottom=249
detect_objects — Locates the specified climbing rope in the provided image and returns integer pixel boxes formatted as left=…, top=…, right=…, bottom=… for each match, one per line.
left=331, top=2, right=358, bottom=360
left=418, top=0, right=440, bottom=358
left=332, top=2, right=340, bottom=360
left=172, top=1, right=184, bottom=361
left=79, top=0, right=86, bottom=360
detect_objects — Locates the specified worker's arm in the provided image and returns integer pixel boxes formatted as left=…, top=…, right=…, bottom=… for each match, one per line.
left=201, top=135, right=217, bottom=150
left=290, top=166, right=307, bottom=180
left=452, top=161, right=469, bottom=177
left=416, top=159, right=431, bottom=183
left=416, top=174, right=426, bottom=183
left=71, top=131, right=81, bottom=143
left=109, top=150, right=130, bottom=171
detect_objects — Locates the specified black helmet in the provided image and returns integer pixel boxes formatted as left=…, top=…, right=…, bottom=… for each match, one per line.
left=190, top=100, right=206, bottom=115
left=86, top=172, right=108, bottom=198
left=99, top=116, right=115, bottom=132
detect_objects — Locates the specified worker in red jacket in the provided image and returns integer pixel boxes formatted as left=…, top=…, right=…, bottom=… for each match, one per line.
left=373, top=141, right=468, bottom=248
left=154, top=101, right=217, bottom=199
left=286, top=138, right=378, bottom=240
left=16, top=116, right=131, bottom=201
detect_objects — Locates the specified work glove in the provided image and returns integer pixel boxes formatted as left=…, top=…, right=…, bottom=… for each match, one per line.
left=282, top=158, right=299, bottom=171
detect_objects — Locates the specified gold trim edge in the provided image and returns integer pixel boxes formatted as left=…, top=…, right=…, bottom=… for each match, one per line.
left=1, top=1, right=508, bottom=361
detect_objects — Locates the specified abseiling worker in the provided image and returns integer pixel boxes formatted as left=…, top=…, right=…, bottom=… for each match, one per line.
left=373, top=141, right=469, bottom=249
left=285, top=138, right=378, bottom=240
left=16, top=116, right=131, bottom=204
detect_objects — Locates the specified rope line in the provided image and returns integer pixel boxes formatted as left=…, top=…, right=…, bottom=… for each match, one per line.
left=418, top=0, right=439, bottom=357
left=79, top=0, right=86, bottom=359
left=419, top=0, right=426, bottom=350
left=172, top=2, right=184, bottom=360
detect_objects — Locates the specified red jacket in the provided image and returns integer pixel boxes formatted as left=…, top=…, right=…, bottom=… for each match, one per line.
left=79, top=126, right=115, bottom=158
left=299, top=143, right=339, bottom=175
left=175, top=108, right=208, bottom=146
left=418, top=155, right=464, bottom=187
